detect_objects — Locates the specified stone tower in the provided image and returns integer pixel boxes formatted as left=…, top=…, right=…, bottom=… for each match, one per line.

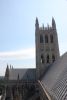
left=35, top=17, right=60, bottom=79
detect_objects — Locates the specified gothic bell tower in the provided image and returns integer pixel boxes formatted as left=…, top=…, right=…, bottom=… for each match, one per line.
left=35, top=17, right=60, bottom=79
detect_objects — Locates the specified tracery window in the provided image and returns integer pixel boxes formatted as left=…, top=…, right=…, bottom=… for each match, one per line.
left=47, top=54, right=49, bottom=63
left=50, top=34, right=53, bottom=43
left=40, top=35, right=43, bottom=43
left=52, top=54, right=55, bottom=62
left=41, top=54, right=44, bottom=64
left=45, top=35, right=48, bottom=43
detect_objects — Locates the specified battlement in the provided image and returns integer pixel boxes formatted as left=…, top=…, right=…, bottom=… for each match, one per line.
left=39, top=26, right=53, bottom=31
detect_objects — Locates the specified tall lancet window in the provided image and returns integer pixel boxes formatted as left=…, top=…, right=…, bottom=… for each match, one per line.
left=40, top=35, right=43, bottom=43
left=45, top=35, right=48, bottom=43
left=41, top=54, right=44, bottom=64
left=52, top=54, right=55, bottom=62
left=50, top=34, right=53, bottom=43
left=47, top=54, right=49, bottom=63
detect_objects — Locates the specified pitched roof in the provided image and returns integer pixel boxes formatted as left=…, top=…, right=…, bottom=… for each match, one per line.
left=41, top=52, right=67, bottom=100
left=8, top=68, right=36, bottom=81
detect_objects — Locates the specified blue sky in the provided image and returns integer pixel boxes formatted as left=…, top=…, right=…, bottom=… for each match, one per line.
left=0, top=0, right=67, bottom=75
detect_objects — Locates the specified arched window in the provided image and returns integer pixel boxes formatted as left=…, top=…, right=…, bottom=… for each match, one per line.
left=45, top=35, right=48, bottom=43
left=47, top=54, right=49, bottom=63
left=50, top=35, right=53, bottom=43
left=40, top=35, right=43, bottom=43
left=52, top=54, right=55, bottom=62
left=41, top=54, right=44, bottom=64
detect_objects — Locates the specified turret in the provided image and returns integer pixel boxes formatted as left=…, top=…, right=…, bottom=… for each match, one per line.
left=52, top=17, right=56, bottom=29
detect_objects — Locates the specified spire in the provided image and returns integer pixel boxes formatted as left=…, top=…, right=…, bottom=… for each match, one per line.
left=52, top=17, right=56, bottom=29
left=35, top=17, right=39, bottom=31
left=5, top=64, right=9, bottom=79
left=7, top=64, right=9, bottom=69
left=10, top=64, right=11, bottom=69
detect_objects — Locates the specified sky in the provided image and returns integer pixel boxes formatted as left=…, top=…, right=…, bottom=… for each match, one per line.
left=0, top=0, right=67, bottom=76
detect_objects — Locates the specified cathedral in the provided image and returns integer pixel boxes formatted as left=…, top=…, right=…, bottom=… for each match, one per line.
left=0, top=17, right=67, bottom=100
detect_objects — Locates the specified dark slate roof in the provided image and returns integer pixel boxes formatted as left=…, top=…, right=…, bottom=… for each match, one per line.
left=41, top=52, right=67, bottom=100
left=9, top=68, right=36, bottom=81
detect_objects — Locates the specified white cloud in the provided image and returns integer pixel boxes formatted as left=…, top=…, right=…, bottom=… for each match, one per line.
left=0, top=47, right=36, bottom=76
left=0, top=47, right=35, bottom=60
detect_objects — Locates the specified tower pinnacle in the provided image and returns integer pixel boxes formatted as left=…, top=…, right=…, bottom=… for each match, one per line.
left=35, top=17, right=39, bottom=31
left=52, top=17, right=56, bottom=29
left=5, top=64, right=9, bottom=79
